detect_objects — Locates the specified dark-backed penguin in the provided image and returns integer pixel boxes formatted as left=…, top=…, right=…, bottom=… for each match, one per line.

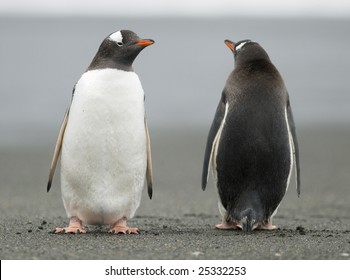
left=47, top=30, right=154, bottom=234
left=202, top=39, right=300, bottom=233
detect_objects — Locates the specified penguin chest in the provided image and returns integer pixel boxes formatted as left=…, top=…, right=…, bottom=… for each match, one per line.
left=61, top=69, right=147, bottom=223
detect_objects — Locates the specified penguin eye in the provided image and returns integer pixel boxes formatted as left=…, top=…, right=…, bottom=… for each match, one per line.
left=117, top=42, right=123, bottom=47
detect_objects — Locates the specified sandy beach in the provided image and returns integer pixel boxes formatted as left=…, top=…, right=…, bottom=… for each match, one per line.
left=1, top=126, right=349, bottom=259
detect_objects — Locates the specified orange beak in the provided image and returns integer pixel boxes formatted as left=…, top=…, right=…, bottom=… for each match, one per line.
left=225, top=39, right=235, bottom=51
left=136, top=39, right=155, bottom=47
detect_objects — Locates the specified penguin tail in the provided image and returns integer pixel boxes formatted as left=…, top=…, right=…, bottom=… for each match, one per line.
left=240, top=208, right=256, bottom=234
left=241, top=219, right=253, bottom=233
left=226, top=207, right=256, bottom=234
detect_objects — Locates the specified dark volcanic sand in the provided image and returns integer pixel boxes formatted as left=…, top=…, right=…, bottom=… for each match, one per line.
left=0, top=126, right=350, bottom=259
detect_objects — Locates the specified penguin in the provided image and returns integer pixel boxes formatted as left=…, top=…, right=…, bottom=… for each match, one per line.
left=47, top=30, right=154, bottom=234
left=201, top=39, right=300, bottom=233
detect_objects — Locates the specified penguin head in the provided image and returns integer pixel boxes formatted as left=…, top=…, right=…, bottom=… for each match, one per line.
left=88, top=30, right=154, bottom=72
left=224, top=39, right=270, bottom=66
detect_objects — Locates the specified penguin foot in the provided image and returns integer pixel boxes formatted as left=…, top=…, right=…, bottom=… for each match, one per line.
left=215, top=221, right=240, bottom=230
left=256, top=219, right=278, bottom=231
left=256, top=224, right=278, bottom=230
left=54, top=216, right=86, bottom=234
left=109, top=226, right=139, bottom=234
left=109, top=218, right=139, bottom=234
left=55, top=227, right=86, bottom=234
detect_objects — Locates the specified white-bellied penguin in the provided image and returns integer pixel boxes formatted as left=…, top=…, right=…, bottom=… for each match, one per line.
left=202, top=39, right=300, bottom=233
left=47, top=30, right=154, bottom=234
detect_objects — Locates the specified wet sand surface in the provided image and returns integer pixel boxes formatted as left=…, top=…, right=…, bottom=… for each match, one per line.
left=0, top=126, right=349, bottom=259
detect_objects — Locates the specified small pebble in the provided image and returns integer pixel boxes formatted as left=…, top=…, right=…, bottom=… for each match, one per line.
left=296, top=226, right=306, bottom=235
left=191, top=251, right=204, bottom=257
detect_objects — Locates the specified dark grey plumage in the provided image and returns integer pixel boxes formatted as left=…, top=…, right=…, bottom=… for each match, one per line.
left=202, top=39, right=300, bottom=233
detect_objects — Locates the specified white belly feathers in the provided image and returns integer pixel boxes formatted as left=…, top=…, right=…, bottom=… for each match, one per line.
left=60, top=69, right=147, bottom=225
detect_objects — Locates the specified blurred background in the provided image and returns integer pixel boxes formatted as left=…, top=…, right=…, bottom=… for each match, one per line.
left=1, top=0, right=350, bottom=144
left=0, top=1, right=349, bottom=220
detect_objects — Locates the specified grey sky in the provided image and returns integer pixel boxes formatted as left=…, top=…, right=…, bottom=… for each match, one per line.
left=1, top=0, right=350, bottom=17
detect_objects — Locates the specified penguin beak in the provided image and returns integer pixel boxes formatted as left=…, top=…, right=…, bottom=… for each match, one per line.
left=225, top=40, right=235, bottom=52
left=136, top=39, right=155, bottom=47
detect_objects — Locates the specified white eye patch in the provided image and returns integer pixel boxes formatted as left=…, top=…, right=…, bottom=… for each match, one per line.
left=235, top=41, right=250, bottom=51
left=109, top=31, right=123, bottom=46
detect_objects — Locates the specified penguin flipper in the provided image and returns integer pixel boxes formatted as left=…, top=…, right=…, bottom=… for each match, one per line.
left=202, top=93, right=228, bottom=190
left=47, top=108, right=69, bottom=192
left=144, top=117, right=153, bottom=199
left=286, top=97, right=301, bottom=197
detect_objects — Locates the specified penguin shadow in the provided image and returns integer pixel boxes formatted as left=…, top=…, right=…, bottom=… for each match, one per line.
left=225, top=225, right=349, bottom=239
left=206, top=225, right=339, bottom=238
left=45, top=216, right=137, bottom=235
left=48, top=226, right=112, bottom=235
left=44, top=215, right=348, bottom=238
